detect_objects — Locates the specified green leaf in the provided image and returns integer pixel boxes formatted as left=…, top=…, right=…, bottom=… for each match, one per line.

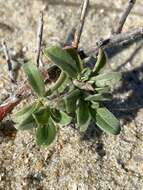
left=95, top=87, right=110, bottom=94
left=64, top=89, right=81, bottom=114
left=73, top=80, right=94, bottom=91
left=16, top=122, right=36, bottom=130
left=33, top=107, right=50, bottom=125
left=51, top=109, right=72, bottom=126
left=91, top=101, right=99, bottom=109
left=14, top=102, right=39, bottom=130
left=85, top=93, right=112, bottom=102
left=76, top=99, right=91, bottom=132
left=44, top=46, right=78, bottom=78
left=65, top=48, right=83, bottom=72
left=93, top=48, right=106, bottom=73
left=36, top=118, right=56, bottom=146
left=90, top=72, right=122, bottom=87
left=56, top=76, right=69, bottom=94
left=23, top=63, right=45, bottom=97
left=15, top=102, right=37, bottom=119
left=80, top=68, right=92, bottom=82
left=16, top=116, right=35, bottom=130
left=49, top=71, right=67, bottom=93
left=95, top=107, right=120, bottom=135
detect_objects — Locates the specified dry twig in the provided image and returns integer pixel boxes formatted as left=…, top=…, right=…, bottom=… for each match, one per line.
left=73, top=0, right=89, bottom=48
left=113, top=0, right=136, bottom=34
left=2, top=41, right=16, bottom=87
left=87, top=27, right=143, bottom=54
left=36, top=11, right=44, bottom=67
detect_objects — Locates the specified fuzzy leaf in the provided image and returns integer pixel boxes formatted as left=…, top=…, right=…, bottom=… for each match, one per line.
left=23, top=63, right=45, bottom=97
left=15, top=102, right=37, bottom=119
left=91, top=101, right=99, bottom=109
left=51, top=109, right=72, bottom=125
left=17, top=122, right=36, bottom=130
left=65, top=48, right=83, bottom=72
left=93, top=48, right=106, bottom=73
left=36, top=118, right=56, bottom=146
left=80, top=68, right=92, bottom=82
left=64, top=89, right=81, bottom=114
left=14, top=102, right=39, bottom=130
left=49, top=71, right=67, bottom=93
left=95, top=87, right=110, bottom=94
left=90, top=72, right=122, bottom=87
left=85, top=93, right=112, bottom=102
left=76, top=99, right=91, bottom=132
left=73, top=80, right=94, bottom=91
left=44, top=46, right=78, bottom=78
left=95, top=107, right=120, bottom=135
left=16, top=116, right=35, bottom=129
left=33, top=107, right=50, bottom=125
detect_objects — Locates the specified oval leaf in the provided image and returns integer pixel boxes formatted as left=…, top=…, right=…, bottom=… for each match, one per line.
left=95, top=87, right=110, bottom=94
left=16, top=122, right=36, bottom=131
left=15, top=102, right=37, bottom=119
left=76, top=99, right=91, bottom=132
left=91, top=101, right=99, bottom=109
left=33, top=107, right=50, bottom=125
left=85, top=93, right=112, bottom=102
left=65, top=48, right=83, bottom=72
left=90, top=72, right=122, bottom=87
left=36, top=118, right=56, bottom=146
left=44, top=46, right=78, bottom=78
left=51, top=109, right=72, bottom=126
left=14, top=102, right=42, bottom=130
left=95, top=107, right=120, bottom=135
left=23, top=63, right=45, bottom=97
left=64, top=89, right=81, bottom=114
left=14, top=102, right=39, bottom=130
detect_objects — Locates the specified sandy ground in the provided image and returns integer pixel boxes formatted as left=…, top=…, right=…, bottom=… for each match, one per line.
left=0, top=0, right=143, bottom=190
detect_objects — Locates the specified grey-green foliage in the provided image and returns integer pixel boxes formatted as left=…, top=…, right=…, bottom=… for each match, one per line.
left=14, top=46, right=121, bottom=146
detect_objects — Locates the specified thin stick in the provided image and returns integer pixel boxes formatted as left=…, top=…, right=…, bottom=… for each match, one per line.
left=112, top=105, right=143, bottom=112
left=2, top=41, right=16, bottom=86
left=73, top=0, right=89, bottom=48
left=87, top=27, right=143, bottom=54
left=36, top=11, right=44, bottom=67
left=113, top=0, right=136, bottom=34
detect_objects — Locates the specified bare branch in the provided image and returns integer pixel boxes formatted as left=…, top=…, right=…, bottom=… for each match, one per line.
left=73, top=0, right=89, bottom=48
left=1, top=41, right=16, bottom=87
left=113, top=0, right=136, bottom=34
left=36, top=11, right=44, bottom=67
left=87, top=27, right=143, bottom=54
left=112, top=104, right=143, bottom=112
